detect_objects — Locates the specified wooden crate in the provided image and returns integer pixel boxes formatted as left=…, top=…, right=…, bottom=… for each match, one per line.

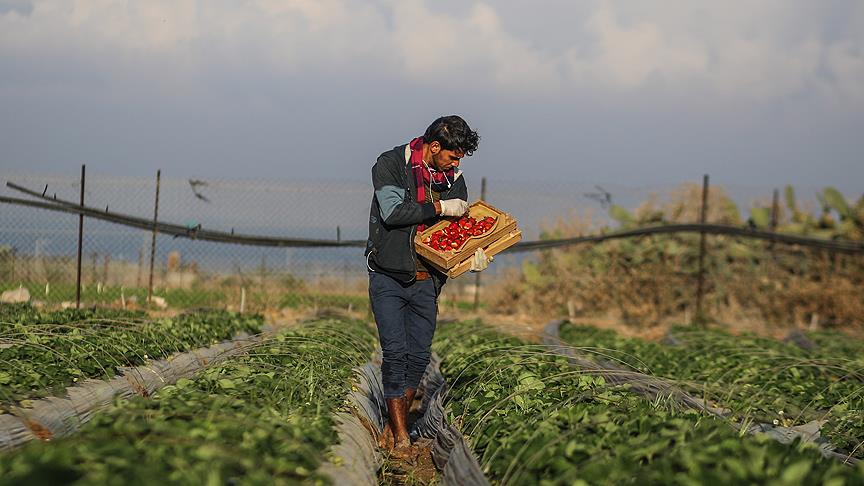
left=415, top=200, right=519, bottom=277
left=442, top=229, right=522, bottom=278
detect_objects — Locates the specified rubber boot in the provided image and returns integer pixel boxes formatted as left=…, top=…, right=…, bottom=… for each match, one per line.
left=405, top=387, right=417, bottom=409
left=405, top=387, right=421, bottom=441
left=386, top=396, right=411, bottom=447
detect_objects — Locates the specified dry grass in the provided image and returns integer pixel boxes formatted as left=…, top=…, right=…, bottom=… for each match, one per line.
left=484, top=185, right=864, bottom=333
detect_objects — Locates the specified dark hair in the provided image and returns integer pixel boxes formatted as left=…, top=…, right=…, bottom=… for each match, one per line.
left=423, top=115, right=480, bottom=156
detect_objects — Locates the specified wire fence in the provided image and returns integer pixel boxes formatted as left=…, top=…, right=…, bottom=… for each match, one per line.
left=1, top=168, right=860, bottom=325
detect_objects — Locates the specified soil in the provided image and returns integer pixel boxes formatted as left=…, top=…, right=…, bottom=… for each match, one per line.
left=378, top=392, right=438, bottom=485
left=456, top=308, right=864, bottom=344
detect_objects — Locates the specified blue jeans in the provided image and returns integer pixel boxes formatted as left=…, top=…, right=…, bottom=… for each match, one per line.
left=368, top=271, right=439, bottom=399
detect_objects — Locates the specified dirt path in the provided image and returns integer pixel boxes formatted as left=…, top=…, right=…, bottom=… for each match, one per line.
left=378, top=392, right=438, bottom=485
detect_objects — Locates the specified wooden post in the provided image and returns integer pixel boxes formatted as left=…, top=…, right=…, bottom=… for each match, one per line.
left=75, top=164, right=85, bottom=308
left=473, top=177, right=487, bottom=311
left=147, top=170, right=161, bottom=303
left=695, top=174, right=709, bottom=325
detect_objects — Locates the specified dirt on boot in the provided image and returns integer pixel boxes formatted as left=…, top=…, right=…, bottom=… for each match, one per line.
left=378, top=393, right=437, bottom=485
left=380, top=438, right=436, bottom=485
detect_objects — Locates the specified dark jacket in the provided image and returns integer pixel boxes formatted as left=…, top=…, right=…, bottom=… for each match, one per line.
left=366, top=143, right=468, bottom=286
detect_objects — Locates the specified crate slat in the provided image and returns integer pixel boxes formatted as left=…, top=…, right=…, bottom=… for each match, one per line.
left=443, top=229, right=523, bottom=278
left=414, top=200, right=520, bottom=278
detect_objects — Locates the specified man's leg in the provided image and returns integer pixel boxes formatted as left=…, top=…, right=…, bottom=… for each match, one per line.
left=368, top=272, right=411, bottom=448
left=404, top=278, right=438, bottom=399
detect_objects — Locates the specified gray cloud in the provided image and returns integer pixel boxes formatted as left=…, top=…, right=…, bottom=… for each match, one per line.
left=0, top=1, right=862, bottom=194
left=0, top=0, right=32, bottom=16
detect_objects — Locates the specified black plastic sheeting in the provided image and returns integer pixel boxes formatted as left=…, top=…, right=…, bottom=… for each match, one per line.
left=542, top=319, right=859, bottom=466
left=322, top=353, right=490, bottom=485
left=320, top=361, right=386, bottom=486
left=8, top=180, right=863, bottom=253
left=414, top=354, right=490, bottom=486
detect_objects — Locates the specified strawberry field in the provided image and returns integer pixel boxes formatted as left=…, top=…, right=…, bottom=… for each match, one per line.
left=1, top=303, right=863, bottom=484
left=434, top=321, right=864, bottom=484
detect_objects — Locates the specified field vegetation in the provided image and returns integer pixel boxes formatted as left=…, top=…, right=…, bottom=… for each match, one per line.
left=0, top=304, right=262, bottom=406
left=434, top=320, right=864, bottom=484
left=0, top=312, right=376, bottom=485
left=492, top=184, right=864, bottom=329
left=558, top=323, right=864, bottom=460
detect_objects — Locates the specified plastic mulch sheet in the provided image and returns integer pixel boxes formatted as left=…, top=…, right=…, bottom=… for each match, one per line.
left=414, top=354, right=490, bottom=486
left=542, top=319, right=858, bottom=465
left=0, top=332, right=263, bottom=451
left=319, top=361, right=386, bottom=486
left=321, top=352, right=490, bottom=485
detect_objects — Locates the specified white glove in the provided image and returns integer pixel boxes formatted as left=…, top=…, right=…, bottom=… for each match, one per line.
left=439, top=199, right=469, bottom=217
left=469, top=248, right=493, bottom=272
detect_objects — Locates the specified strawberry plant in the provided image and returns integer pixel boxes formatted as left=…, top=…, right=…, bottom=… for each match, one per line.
left=558, top=323, right=864, bottom=459
left=434, top=321, right=864, bottom=484
left=0, top=318, right=377, bottom=485
left=0, top=304, right=263, bottom=406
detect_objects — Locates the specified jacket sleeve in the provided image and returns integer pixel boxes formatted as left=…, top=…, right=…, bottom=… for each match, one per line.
left=440, top=174, right=468, bottom=201
left=372, top=156, right=437, bottom=227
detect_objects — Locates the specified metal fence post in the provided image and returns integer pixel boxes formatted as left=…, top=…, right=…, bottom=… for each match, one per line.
left=770, top=188, right=780, bottom=231
left=694, top=174, right=709, bottom=325
left=75, top=164, right=85, bottom=309
left=473, top=177, right=487, bottom=311
left=147, top=170, right=161, bottom=303
left=769, top=188, right=780, bottom=252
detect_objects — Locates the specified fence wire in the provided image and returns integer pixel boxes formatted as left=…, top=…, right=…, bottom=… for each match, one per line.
left=1, top=170, right=859, bottom=325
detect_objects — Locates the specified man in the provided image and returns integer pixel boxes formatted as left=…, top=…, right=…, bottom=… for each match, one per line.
left=365, top=115, right=488, bottom=455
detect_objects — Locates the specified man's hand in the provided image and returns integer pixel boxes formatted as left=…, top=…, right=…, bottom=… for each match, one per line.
left=469, top=248, right=492, bottom=272
left=439, top=199, right=469, bottom=217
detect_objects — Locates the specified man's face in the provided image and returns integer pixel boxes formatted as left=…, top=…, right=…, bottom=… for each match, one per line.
left=430, top=143, right=464, bottom=172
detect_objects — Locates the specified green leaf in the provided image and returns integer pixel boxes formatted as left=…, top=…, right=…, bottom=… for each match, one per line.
left=784, top=185, right=797, bottom=213
left=822, top=187, right=851, bottom=219
left=749, top=207, right=771, bottom=229
left=609, top=205, right=634, bottom=227
left=780, top=461, right=812, bottom=484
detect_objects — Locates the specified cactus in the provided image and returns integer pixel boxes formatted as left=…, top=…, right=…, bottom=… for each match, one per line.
left=817, top=209, right=836, bottom=229
left=819, top=187, right=863, bottom=239
left=822, top=187, right=852, bottom=220
left=609, top=204, right=634, bottom=227
left=719, top=199, right=742, bottom=224
left=522, top=261, right=548, bottom=287
left=856, top=195, right=864, bottom=227
left=748, top=207, right=771, bottom=229
left=784, top=185, right=804, bottom=223
left=784, top=185, right=797, bottom=213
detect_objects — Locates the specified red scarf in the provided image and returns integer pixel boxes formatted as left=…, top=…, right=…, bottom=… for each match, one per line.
left=409, top=137, right=455, bottom=231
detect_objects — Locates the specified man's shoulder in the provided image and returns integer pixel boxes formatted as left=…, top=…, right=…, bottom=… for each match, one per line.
left=376, top=143, right=408, bottom=166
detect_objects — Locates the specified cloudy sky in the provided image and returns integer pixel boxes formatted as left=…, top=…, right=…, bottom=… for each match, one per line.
left=1, top=0, right=862, bottom=193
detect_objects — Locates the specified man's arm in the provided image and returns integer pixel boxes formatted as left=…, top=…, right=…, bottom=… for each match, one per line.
left=372, top=156, right=437, bottom=227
